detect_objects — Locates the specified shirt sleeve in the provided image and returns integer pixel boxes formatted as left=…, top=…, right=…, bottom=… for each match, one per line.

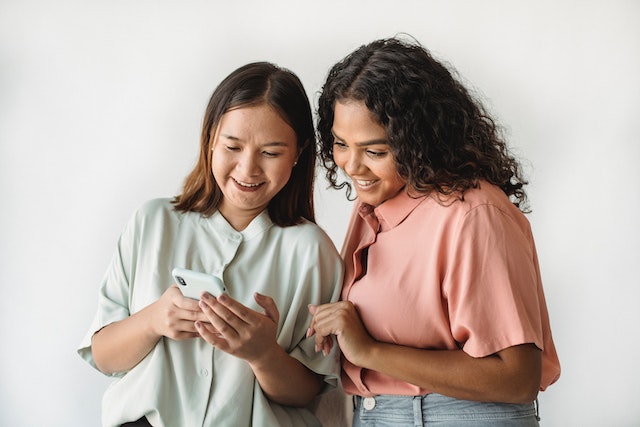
left=282, top=225, right=344, bottom=391
left=76, top=210, right=139, bottom=375
left=443, top=204, right=545, bottom=358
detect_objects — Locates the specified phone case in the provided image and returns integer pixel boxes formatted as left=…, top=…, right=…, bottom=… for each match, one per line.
left=171, top=267, right=226, bottom=299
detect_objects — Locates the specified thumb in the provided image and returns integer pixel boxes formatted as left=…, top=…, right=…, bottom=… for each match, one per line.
left=254, top=292, right=279, bottom=324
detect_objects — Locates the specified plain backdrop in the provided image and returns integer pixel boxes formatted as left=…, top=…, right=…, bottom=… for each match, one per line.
left=1, top=1, right=639, bottom=426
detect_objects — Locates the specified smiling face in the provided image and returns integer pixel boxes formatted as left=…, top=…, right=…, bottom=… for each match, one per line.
left=211, top=103, right=298, bottom=230
left=331, top=100, right=406, bottom=207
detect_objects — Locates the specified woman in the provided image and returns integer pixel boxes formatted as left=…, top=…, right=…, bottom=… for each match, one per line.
left=308, top=38, right=560, bottom=426
left=78, top=62, right=343, bottom=427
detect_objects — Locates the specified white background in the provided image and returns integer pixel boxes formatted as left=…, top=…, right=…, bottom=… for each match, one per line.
left=1, top=1, right=639, bottom=426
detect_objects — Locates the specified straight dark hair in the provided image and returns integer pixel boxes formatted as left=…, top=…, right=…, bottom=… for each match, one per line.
left=173, top=62, right=316, bottom=225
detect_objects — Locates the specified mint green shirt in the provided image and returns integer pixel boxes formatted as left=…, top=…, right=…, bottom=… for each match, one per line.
left=78, top=198, right=343, bottom=427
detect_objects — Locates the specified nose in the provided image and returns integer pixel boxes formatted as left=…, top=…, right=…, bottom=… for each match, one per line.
left=237, top=152, right=262, bottom=176
left=342, top=151, right=363, bottom=176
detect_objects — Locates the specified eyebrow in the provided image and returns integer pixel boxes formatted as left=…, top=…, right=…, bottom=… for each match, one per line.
left=220, top=134, right=291, bottom=147
left=331, top=130, right=388, bottom=146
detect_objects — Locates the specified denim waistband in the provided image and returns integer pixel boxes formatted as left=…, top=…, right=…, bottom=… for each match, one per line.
left=353, top=393, right=540, bottom=427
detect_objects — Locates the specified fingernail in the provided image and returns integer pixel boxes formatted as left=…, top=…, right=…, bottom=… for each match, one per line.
left=306, top=328, right=311, bottom=338
left=322, top=349, right=328, bottom=357
left=218, top=294, right=227, bottom=303
left=315, top=344, right=320, bottom=353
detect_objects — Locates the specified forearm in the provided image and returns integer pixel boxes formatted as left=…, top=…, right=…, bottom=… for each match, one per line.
left=250, top=346, right=324, bottom=407
left=91, top=306, right=161, bottom=374
left=361, top=342, right=541, bottom=404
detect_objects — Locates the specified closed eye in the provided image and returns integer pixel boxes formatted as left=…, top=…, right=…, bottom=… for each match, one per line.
left=366, top=149, right=388, bottom=158
left=333, top=140, right=348, bottom=150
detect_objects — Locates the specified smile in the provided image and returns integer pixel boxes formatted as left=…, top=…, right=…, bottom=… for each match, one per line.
left=355, top=179, right=378, bottom=188
left=232, top=178, right=265, bottom=189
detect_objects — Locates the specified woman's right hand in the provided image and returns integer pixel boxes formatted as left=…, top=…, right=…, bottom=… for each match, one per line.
left=307, top=301, right=376, bottom=366
left=92, top=284, right=210, bottom=374
left=150, top=285, right=211, bottom=340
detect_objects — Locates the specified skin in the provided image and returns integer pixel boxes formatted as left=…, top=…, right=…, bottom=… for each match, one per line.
left=308, top=100, right=542, bottom=404
left=211, top=103, right=299, bottom=231
left=92, top=103, right=323, bottom=407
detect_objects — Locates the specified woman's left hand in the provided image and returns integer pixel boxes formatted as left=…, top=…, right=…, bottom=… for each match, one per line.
left=196, top=292, right=280, bottom=363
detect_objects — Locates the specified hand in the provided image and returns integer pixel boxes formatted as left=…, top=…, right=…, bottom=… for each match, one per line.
left=149, top=285, right=211, bottom=340
left=195, top=292, right=280, bottom=364
left=307, top=301, right=375, bottom=366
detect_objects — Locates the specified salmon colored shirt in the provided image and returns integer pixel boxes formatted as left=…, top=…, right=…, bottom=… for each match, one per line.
left=340, top=182, right=560, bottom=397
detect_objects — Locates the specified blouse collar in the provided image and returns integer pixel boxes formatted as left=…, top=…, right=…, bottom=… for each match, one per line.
left=358, top=190, right=428, bottom=232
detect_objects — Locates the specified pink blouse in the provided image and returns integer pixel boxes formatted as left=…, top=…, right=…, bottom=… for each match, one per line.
left=340, top=182, right=561, bottom=397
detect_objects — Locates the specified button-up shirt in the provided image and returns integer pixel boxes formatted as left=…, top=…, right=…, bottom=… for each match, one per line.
left=78, top=198, right=343, bottom=426
left=340, top=183, right=560, bottom=397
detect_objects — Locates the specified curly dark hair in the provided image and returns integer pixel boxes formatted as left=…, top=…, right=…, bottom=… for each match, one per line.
left=317, top=37, right=529, bottom=211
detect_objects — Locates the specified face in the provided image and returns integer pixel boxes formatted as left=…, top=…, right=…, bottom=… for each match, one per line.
left=332, top=100, right=405, bottom=207
left=211, top=103, right=298, bottom=229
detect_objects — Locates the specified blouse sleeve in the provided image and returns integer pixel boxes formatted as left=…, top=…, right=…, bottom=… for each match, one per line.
left=76, top=210, right=139, bottom=375
left=282, top=225, right=344, bottom=390
left=443, top=204, right=545, bottom=358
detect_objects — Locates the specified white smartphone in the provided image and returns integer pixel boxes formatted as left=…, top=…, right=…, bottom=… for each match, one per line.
left=171, top=267, right=226, bottom=299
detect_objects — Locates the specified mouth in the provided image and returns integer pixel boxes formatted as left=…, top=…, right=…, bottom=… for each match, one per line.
left=354, top=178, right=378, bottom=189
left=232, top=178, right=265, bottom=191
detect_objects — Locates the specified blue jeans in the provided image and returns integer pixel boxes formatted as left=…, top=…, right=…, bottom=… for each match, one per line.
left=353, top=393, right=540, bottom=426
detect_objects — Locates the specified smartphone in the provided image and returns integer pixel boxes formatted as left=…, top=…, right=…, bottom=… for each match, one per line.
left=171, top=267, right=226, bottom=299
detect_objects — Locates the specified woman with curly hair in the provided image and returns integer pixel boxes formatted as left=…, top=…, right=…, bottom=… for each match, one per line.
left=308, top=37, right=560, bottom=426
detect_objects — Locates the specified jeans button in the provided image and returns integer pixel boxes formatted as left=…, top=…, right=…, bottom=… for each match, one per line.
left=363, top=396, right=376, bottom=410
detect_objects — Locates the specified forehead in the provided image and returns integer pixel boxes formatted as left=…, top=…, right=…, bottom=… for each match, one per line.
left=218, top=104, right=297, bottom=143
left=332, top=100, right=386, bottom=141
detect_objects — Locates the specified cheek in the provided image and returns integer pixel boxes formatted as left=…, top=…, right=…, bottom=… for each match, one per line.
left=332, top=151, right=347, bottom=169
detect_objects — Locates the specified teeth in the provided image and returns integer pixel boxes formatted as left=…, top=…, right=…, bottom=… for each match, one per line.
left=234, top=179, right=262, bottom=188
left=356, top=179, right=376, bottom=187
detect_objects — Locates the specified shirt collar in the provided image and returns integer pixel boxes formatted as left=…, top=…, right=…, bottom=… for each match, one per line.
left=358, top=190, right=428, bottom=232
left=206, top=209, right=273, bottom=241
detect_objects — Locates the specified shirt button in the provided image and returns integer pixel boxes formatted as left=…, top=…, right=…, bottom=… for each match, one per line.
left=363, top=397, right=376, bottom=410
left=201, top=368, right=209, bottom=377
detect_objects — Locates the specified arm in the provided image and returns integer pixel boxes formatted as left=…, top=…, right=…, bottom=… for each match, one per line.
left=196, top=292, right=324, bottom=407
left=91, top=285, right=208, bottom=374
left=309, top=301, right=541, bottom=404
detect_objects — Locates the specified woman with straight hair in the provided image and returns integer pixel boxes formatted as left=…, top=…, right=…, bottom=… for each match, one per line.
left=78, top=62, right=343, bottom=427
left=308, top=37, right=560, bottom=426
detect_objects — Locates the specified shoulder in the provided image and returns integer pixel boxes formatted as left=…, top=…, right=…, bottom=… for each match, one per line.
left=454, top=183, right=533, bottom=237
left=132, top=198, right=183, bottom=220
left=275, top=220, right=339, bottom=251
left=125, top=198, right=185, bottom=232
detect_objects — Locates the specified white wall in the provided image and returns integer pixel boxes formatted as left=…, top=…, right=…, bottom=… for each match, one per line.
left=1, top=1, right=638, bottom=425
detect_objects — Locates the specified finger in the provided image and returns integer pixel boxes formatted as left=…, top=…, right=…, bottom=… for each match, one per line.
left=198, top=297, right=239, bottom=338
left=195, top=321, right=226, bottom=346
left=254, top=293, right=279, bottom=324
left=213, top=294, right=255, bottom=325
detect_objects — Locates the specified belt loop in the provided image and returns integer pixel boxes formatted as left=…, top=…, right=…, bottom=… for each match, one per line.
left=534, top=398, right=541, bottom=421
left=412, top=395, right=424, bottom=427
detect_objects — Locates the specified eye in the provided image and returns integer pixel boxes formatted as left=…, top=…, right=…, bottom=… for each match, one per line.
left=262, top=151, right=280, bottom=158
left=366, top=149, right=388, bottom=158
left=225, top=145, right=240, bottom=152
left=333, top=140, right=348, bottom=150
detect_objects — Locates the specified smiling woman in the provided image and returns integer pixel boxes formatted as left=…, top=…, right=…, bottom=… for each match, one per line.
left=211, top=104, right=299, bottom=231
left=77, top=62, right=343, bottom=427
